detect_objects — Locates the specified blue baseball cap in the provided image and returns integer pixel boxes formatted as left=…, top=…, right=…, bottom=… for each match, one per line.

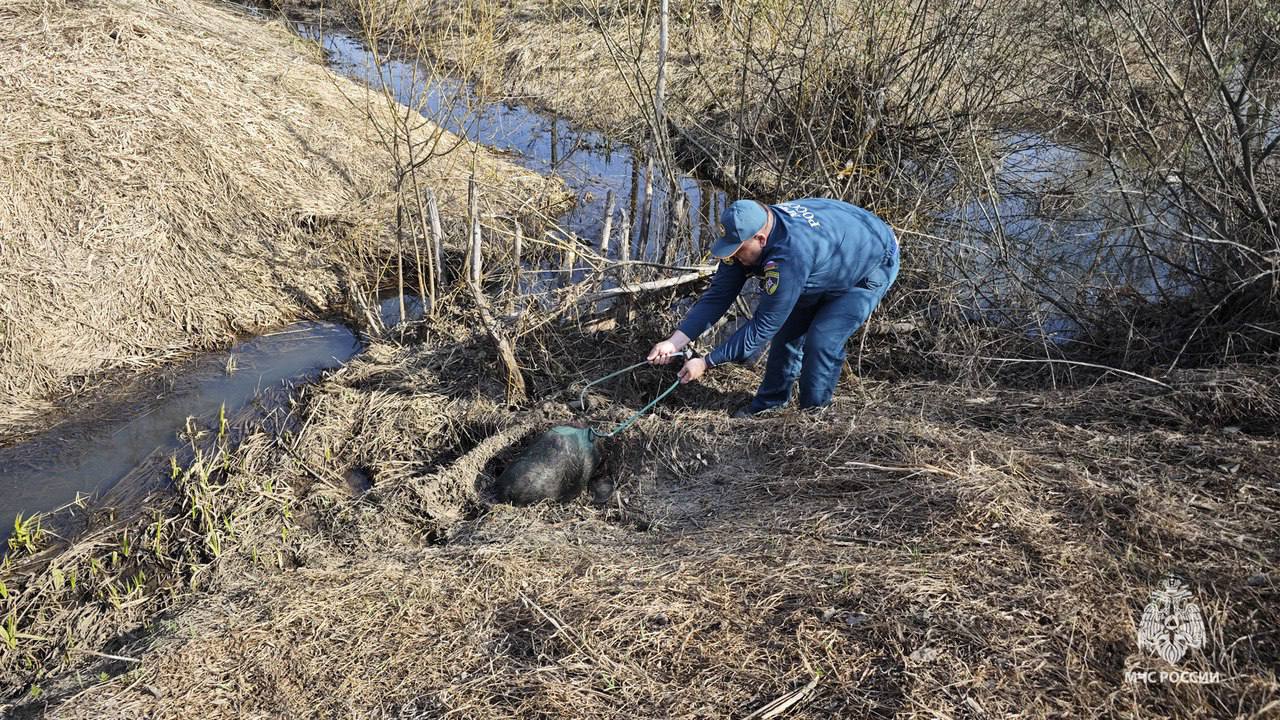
left=710, top=200, right=768, bottom=258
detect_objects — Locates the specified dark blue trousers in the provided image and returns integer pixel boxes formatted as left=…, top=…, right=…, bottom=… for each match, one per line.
left=749, top=243, right=900, bottom=412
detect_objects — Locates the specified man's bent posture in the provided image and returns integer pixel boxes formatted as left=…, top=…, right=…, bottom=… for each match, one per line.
left=648, top=198, right=899, bottom=417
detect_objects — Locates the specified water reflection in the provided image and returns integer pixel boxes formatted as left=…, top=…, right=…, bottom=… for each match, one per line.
left=938, top=131, right=1204, bottom=339
left=0, top=322, right=361, bottom=539
left=304, top=28, right=727, bottom=268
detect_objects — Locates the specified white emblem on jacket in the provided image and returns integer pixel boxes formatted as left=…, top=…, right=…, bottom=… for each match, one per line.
left=776, top=203, right=821, bottom=228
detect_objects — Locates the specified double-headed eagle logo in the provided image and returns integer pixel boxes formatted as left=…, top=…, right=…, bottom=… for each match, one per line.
left=1138, top=577, right=1207, bottom=664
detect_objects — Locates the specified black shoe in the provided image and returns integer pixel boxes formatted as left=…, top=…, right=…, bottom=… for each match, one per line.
left=731, top=404, right=781, bottom=419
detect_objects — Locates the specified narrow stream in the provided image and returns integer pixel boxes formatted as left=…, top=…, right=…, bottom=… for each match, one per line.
left=304, top=27, right=729, bottom=264
left=0, top=323, right=360, bottom=538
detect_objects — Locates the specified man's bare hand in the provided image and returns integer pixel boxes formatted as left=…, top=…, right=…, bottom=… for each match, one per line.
left=647, top=340, right=680, bottom=365
left=678, top=357, right=707, bottom=384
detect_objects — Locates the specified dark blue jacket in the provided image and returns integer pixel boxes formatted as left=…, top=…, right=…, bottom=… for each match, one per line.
left=677, top=198, right=896, bottom=366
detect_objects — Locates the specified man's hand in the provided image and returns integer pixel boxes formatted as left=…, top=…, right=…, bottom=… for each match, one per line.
left=678, top=357, right=707, bottom=384
left=647, top=340, right=680, bottom=365
left=647, top=331, right=691, bottom=365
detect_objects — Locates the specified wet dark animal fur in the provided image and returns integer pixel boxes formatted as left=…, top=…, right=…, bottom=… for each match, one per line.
left=498, top=426, right=611, bottom=505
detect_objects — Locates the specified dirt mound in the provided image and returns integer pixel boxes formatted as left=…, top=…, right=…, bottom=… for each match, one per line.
left=0, top=0, right=555, bottom=440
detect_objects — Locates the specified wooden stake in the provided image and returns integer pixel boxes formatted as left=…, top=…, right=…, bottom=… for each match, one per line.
left=616, top=207, right=632, bottom=284
left=600, top=189, right=616, bottom=258
left=468, top=176, right=482, bottom=287
left=409, top=178, right=433, bottom=313
left=406, top=204, right=429, bottom=321
left=640, top=156, right=655, bottom=254
left=427, top=188, right=444, bottom=291
left=618, top=208, right=632, bottom=264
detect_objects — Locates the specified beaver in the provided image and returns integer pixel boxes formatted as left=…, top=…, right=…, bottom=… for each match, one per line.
left=497, top=425, right=612, bottom=505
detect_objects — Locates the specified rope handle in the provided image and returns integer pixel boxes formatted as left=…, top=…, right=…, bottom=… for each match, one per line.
left=580, top=349, right=694, bottom=441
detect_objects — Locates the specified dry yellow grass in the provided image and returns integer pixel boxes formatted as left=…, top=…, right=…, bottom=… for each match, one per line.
left=5, top=306, right=1276, bottom=716
left=1, top=3, right=1275, bottom=717
left=0, top=0, right=557, bottom=440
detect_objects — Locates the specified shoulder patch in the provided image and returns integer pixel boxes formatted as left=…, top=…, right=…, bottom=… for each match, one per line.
left=762, top=260, right=781, bottom=295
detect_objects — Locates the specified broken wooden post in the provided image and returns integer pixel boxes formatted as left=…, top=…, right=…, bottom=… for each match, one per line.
left=599, top=189, right=615, bottom=258
left=468, top=176, right=482, bottom=287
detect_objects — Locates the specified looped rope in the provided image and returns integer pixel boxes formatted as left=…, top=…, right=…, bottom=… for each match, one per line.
left=580, top=352, right=687, bottom=441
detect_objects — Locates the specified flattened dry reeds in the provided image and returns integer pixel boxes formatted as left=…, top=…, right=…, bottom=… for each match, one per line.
left=3, top=287, right=1276, bottom=716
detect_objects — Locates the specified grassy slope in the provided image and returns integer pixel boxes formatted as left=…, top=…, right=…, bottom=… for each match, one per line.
left=0, top=0, right=555, bottom=441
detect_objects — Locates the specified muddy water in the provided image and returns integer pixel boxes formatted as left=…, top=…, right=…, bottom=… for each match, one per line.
left=0, top=316, right=377, bottom=541
left=305, top=28, right=728, bottom=268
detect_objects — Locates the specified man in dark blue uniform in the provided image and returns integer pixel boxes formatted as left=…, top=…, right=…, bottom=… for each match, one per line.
left=648, top=198, right=899, bottom=416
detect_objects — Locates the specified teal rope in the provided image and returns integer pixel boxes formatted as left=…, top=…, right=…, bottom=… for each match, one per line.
left=579, top=353, right=686, bottom=441
left=590, top=377, right=682, bottom=440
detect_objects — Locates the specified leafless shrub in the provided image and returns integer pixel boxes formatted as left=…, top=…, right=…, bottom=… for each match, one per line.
left=1064, top=0, right=1279, bottom=367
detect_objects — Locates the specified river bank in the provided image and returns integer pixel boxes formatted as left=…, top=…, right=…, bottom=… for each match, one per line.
left=0, top=0, right=557, bottom=443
